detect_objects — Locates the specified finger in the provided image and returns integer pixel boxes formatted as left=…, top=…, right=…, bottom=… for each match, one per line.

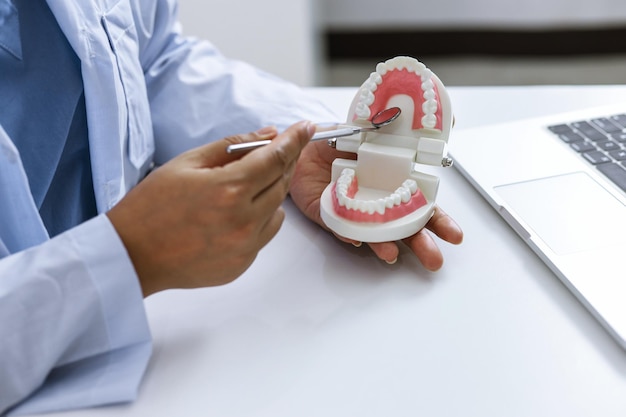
left=232, top=121, right=315, bottom=196
left=184, top=126, right=279, bottom=168
left=332, top=233, right=360, bottom=246
left=403, top=229, right=444, bottom=271
left=367, top=241, right=401, bottom=264
left=250, top=158, right=296, bottom=216
left=425, top=206, right=463, bottom=245
left=329, top=229, right=398, bottom=264
left=251, top=137, right=302, bottom=203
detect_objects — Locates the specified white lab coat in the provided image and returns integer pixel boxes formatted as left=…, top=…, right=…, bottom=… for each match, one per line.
left=0, top=0, right=337, bottom=414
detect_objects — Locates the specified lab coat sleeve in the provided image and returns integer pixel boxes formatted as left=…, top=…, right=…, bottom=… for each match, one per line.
left=133, top=0, right=341, bottom=165
left=0, top=215, right=151, bottom=416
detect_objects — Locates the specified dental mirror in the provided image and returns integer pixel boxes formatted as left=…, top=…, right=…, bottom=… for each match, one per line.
left=226, top=107, right=402, bottom=154
left=370, top=106, right=401, bottom=128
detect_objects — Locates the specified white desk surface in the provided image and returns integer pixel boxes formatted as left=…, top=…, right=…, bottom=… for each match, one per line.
left=42, top=86, right=626, bottom=416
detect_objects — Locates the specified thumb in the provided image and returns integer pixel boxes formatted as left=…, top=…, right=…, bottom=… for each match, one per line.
left=187, top=126, right=279, bottom=168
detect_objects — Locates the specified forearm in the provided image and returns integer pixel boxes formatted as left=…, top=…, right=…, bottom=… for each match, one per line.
left=0, top=215, right=151, bottom=415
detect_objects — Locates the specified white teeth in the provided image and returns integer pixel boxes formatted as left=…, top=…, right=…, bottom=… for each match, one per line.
left=369, top=72, right=383, bottom=85
left=402, top=179, right=418, bottom=194
left=397, top=187, right=411, bottom=203
left=364, top=81, right=377, bottom=92
left=422, top=114, right=437, bottom=129
left=355, top=103, right=371, bottom=119
left=405, top=60, right=417, bottom=72
left=335, top=170, right=420, bottom=215
left=359, top=87, right=375, bottom=106
left=422, top=79, right=434, bottom=91
left=354, top=57, right=440, bottom=131
left=423, top=99, right=438, bottom=114
left=376, top=62, right=389, bottom=75
left=338, top=168, right=355, bottom=181
left=375, top=199, right=386, bottom=215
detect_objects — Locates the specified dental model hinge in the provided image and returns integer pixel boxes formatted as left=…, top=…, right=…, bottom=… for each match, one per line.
left=442, top=157, right=453, bottom=167
left=328, top=138, right=337, bottom=148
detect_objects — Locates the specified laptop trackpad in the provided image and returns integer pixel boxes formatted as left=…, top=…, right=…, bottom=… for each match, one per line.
left=495, top=172, right=626, bottom=255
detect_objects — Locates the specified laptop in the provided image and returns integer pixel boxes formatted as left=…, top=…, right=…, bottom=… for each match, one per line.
left=451, top=103, right=626, bottom=349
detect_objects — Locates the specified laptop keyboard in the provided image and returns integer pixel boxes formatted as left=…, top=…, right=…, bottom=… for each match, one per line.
left=548, top=114, right=626, bottom=193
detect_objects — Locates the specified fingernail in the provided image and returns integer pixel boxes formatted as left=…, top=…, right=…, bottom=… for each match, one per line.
left=256, top=126, right=277, bottom=139
left=305, top=121, right=316, bottom=138
left=385, top=258, right=398, bottom=265
left=352, top=241, right=362, bottom=248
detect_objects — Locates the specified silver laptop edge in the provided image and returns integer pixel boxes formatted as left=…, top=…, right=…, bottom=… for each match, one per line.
left=451, top=103, right=626, bottom=349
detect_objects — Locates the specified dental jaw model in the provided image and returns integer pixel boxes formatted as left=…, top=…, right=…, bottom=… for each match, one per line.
left=319, top=56, right=454, bottom=243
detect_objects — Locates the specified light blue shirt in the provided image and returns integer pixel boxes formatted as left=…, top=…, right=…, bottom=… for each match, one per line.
left=0, top=0, right=338, bottom=415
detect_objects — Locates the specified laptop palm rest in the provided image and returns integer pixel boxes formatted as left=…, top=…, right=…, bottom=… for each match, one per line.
left=495, top=172, right=626, bottom=255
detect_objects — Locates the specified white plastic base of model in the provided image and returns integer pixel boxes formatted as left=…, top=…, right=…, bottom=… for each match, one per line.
left=320, top=186, right=435, bottom=243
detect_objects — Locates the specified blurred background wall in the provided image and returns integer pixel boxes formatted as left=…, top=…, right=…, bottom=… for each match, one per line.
left=177, top=0, right=626, bottom=87
left=177, top=0, right=322, bottom=86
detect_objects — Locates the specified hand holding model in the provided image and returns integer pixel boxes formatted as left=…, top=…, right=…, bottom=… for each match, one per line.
left=290, top=137, right=463, bottom=270
left=107, top=121, right=315, bottom=296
